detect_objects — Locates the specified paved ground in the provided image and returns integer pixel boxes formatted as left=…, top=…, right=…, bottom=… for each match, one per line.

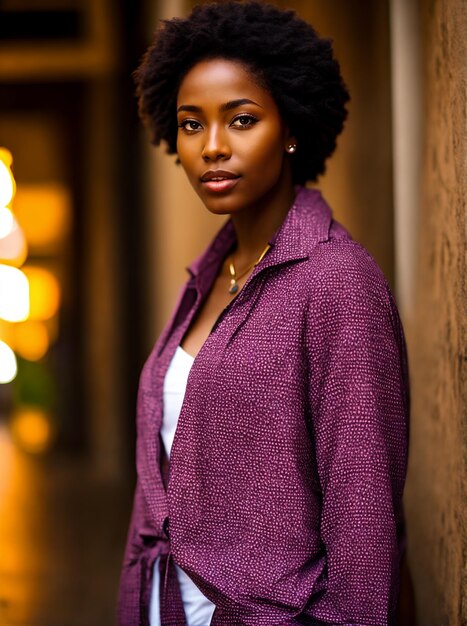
left=0, top=425, right=133, bottom=626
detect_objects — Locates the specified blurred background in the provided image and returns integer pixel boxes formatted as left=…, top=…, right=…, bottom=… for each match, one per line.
left=0, top=0, right=464, bottom=625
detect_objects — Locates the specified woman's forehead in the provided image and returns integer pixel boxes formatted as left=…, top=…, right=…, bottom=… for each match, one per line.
left=176, top=58, right=273, bottom=108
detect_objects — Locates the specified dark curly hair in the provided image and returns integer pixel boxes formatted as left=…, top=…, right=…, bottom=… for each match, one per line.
left=134, top=1, right=350, bottom=184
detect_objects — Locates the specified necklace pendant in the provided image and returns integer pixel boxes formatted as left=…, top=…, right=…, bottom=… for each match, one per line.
left=229, top=279, right=239, bottom=295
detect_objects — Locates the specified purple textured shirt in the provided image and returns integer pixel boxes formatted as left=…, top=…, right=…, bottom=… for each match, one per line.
left=117, top=186, right=410, bottom=626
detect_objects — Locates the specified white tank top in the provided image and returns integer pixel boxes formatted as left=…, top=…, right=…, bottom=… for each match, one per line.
left=149, top=346, right=216, bottom=626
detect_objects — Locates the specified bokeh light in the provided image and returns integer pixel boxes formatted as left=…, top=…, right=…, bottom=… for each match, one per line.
left=9, top=407, right=55, bottom=454
left=0, top=210, right=28, bottom=267
left=0, top=319, right=14, bottom=346
left=13, top=320, right=50, bottom=362
left=0, top=265, right=29, bottom=322
left=0, top=340, right=18, bottom=383
left=0, top=207, right=14, bottom=238
left=14, top=184, right=71, bottom=253
left=0, top=148, right=16, bottom=207
left=22, top=266, right=60, bottom=321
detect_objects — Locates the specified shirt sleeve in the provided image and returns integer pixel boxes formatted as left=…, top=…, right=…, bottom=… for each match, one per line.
left=303, top=241, right=410, bottom=626
left=117, top=478, right=146, bottom=625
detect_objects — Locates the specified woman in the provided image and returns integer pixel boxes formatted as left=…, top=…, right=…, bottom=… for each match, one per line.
left=117, top=2, right=410, bottom=625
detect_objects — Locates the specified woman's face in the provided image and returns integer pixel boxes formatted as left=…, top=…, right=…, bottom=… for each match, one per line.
left=176, top=58, right=294, bottom=216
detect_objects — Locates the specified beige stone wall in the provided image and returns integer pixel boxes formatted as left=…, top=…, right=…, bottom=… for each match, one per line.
left=403, top=0, right=466, bottom=624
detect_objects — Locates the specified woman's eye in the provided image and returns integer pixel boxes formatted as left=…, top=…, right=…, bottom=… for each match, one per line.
left=231, top=115, right=258, bottom=129
left=178, top=119, right=202, bottom=133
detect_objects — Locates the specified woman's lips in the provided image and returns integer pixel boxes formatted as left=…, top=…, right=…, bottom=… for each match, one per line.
left=201, top=177, right=240, bottom=193
left=200, top=170, right=241, bottom=193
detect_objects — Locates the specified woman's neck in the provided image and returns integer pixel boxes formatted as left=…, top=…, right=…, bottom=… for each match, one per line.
left=229, top=181, right=297, bottom=267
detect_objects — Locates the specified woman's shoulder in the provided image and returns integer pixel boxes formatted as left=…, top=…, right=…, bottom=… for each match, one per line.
left=298, top=222, right=404, bottom=334
left=304, top=221, right=392, bottom=298
left=291, top=188, right=392, bottom=298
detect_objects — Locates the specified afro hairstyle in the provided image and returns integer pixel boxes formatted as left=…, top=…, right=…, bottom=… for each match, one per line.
left=134, top=1, right=350, bottom=184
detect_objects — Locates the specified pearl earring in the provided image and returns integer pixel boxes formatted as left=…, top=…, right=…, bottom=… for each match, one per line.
left=287, top=144, right=297, bottom=154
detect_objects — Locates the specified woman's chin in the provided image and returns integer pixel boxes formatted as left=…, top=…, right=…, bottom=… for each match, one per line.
left=197, top=192, right=244, bottom=216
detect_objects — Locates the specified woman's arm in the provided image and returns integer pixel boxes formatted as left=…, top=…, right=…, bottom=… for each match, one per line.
left=304, top=240, right=410, bottom=626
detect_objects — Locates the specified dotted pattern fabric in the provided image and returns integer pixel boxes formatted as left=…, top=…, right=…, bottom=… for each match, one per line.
left=117, top=186, right=410, bottom=626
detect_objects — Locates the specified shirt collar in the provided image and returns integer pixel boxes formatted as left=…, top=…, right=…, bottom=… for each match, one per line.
left=186, top=185, right=332, bottom=279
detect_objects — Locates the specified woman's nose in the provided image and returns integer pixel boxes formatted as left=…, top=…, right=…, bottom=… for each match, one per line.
left=201, top=127, right=231, bottom=162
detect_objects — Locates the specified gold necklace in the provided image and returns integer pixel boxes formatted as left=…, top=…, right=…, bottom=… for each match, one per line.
left=228, top=243, right=271, bottom=295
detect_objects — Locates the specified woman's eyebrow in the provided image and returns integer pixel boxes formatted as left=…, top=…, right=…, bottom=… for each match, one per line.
left=177, top=98, right=264, bottom=114
left=220, top=98, right=263, bottom=112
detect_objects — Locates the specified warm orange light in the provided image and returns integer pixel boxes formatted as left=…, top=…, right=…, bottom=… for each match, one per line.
left=13, top=184, right=71, bottom=253
left=0, top=319, right=14, bottom=345
left=9, top=407, right=54, bottom=454
left=22, top=266, right=61, bottom=320
left=0, top=148, right=16, bottom=207
left=14, top=320, right=50, bottom=361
